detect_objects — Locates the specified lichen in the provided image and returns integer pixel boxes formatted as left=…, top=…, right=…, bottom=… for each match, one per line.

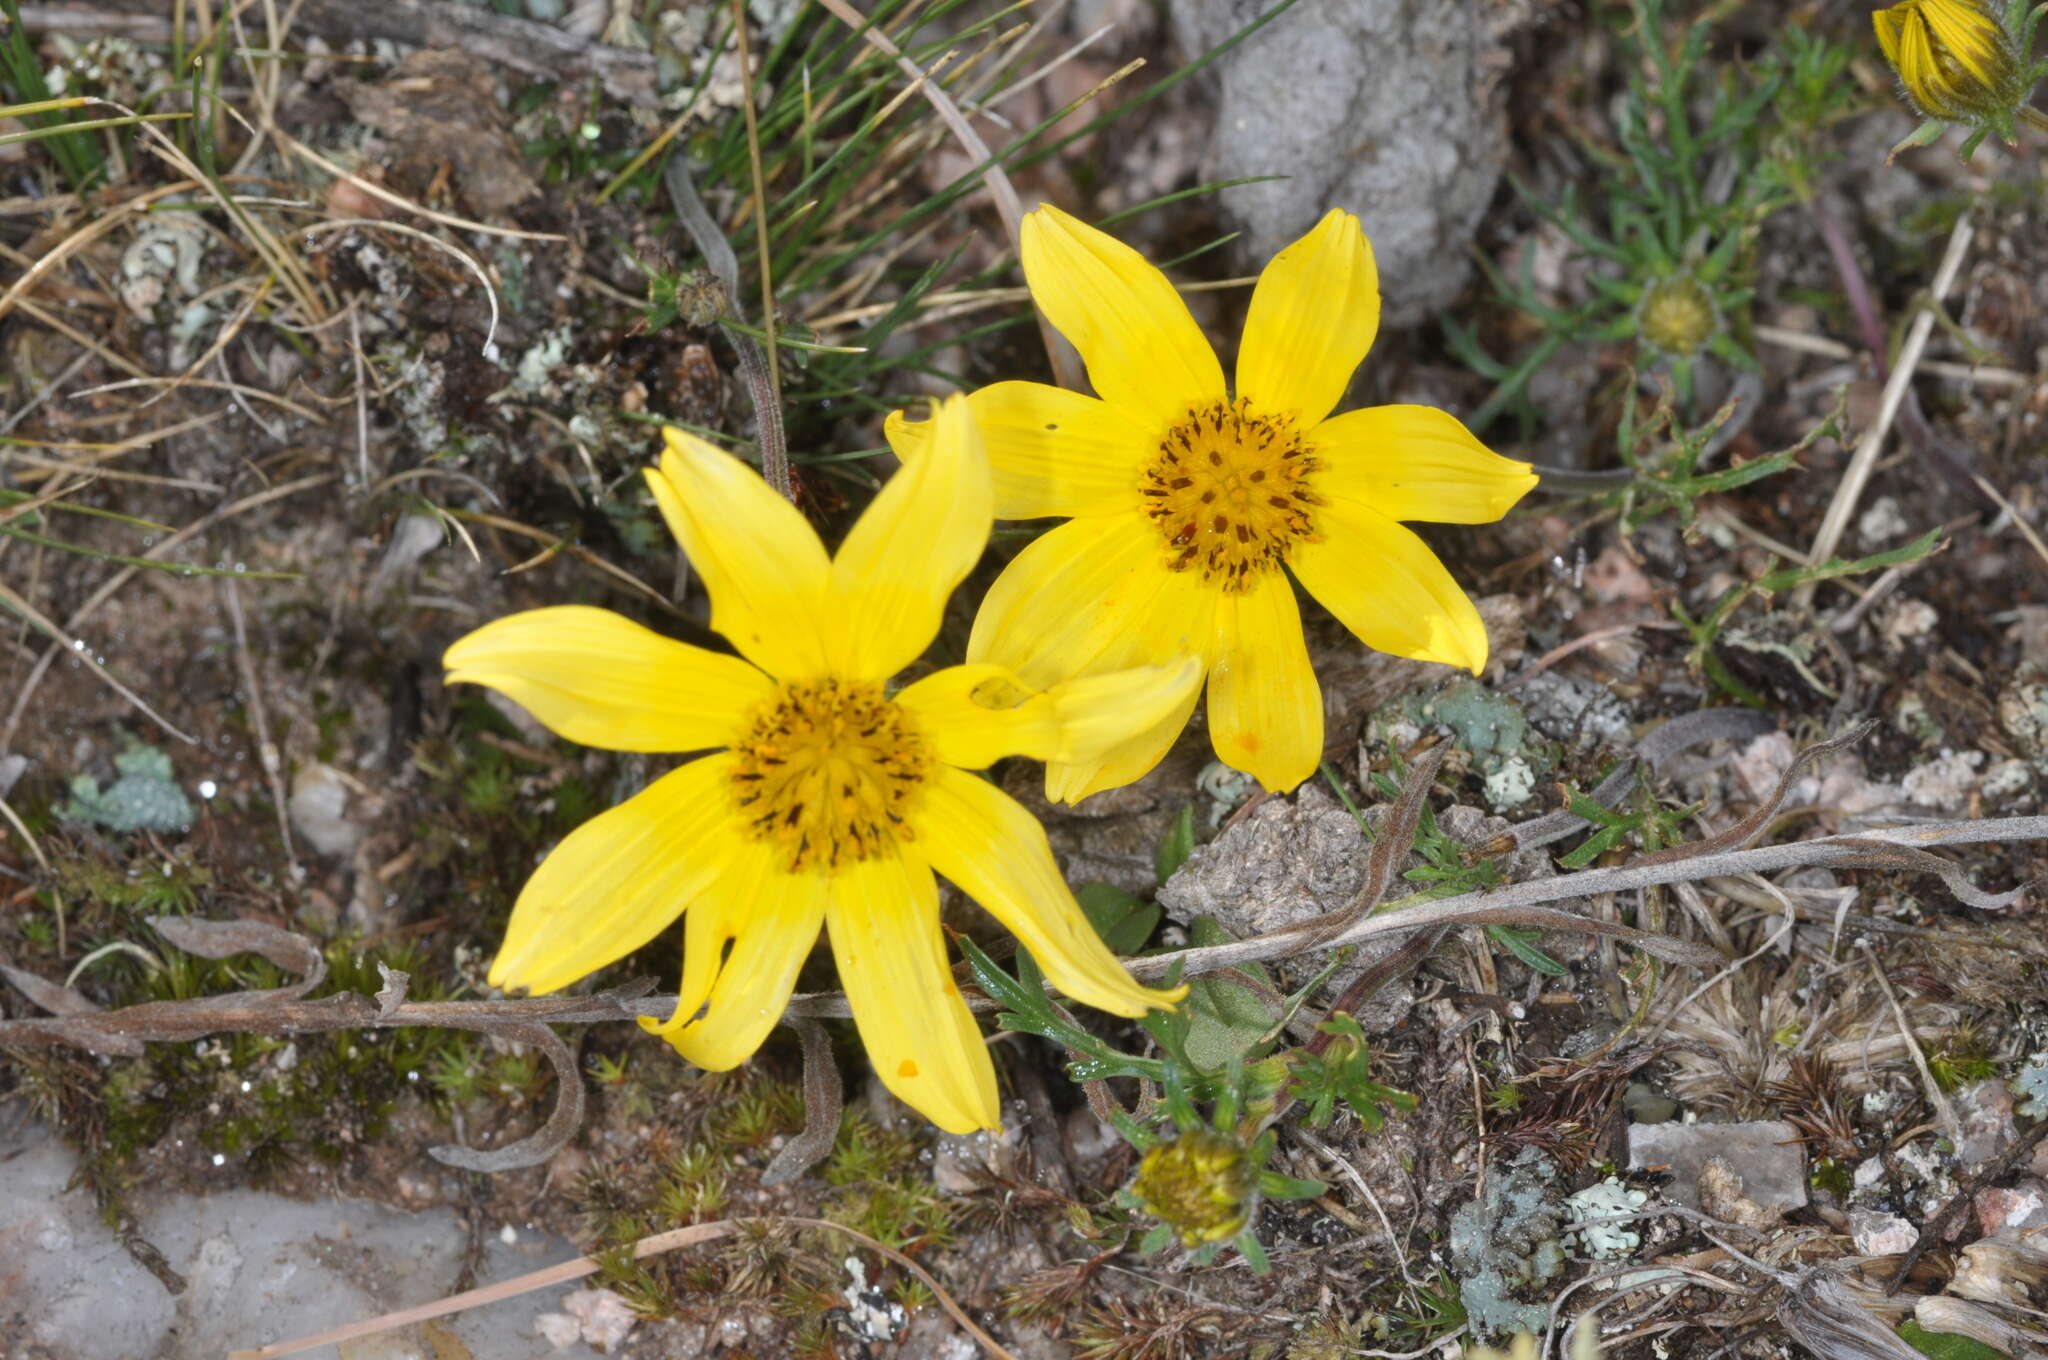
left=1448, top=1147, right=1567, bottom=1337
left=2012, top=1055, right=2048, bottom=1118
left=57, top=742, right=194, bottom=834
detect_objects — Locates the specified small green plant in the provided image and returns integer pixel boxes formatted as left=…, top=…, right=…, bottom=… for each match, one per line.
left=1451, top=0, right=1858, bottom=428
left=1674, top=528, right=1944, bottom=705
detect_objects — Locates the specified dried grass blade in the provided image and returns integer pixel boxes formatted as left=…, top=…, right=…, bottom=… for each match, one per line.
left=811, top=0, right=1080, bottom=391
left=0, top=576, right=195, bottom=743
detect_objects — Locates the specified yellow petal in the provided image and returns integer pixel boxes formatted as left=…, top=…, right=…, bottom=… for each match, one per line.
left=1044, top=679, right=1202, bottom=805
left=1206, top=574, right=1322, bottom=793
left=445, top=606, right=772, bottom=752
left=827, top=393, right=990, bottom=680
left=1291, top=501, right=1489, bottom=675
left=1873, top=6, right=1907, bottom=67
left=897, top=656, right=1203, bottom=771
left=885, top=382, right=1147, bottom=521
left=1312, top=405, right=1539, bottom=525
left=490, top=755, right=743, bottom=995
left=895, top=663, right=1060, bottom=769
left=968, top=513, right=1217, bottom=688
left=1921, top=0, right=2003, bottom=86
left=825, top=850, right=999, bottom=1133
left=1235, top=209, right=1380, bottom=429
left=641, top=838, right=827, bottom=1070
left=1021, top=204, right=1224, bottom=433
left=648, top=427, right=832, bottom=679
left=921, top=767, right=1185, bottom=1017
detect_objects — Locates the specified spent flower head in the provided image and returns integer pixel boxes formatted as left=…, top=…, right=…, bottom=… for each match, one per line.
left=1873, top=0, right=2048, bottom=160
left=888, top=206, right=1535, bottom=801
left=443, top=397, right=1192, bottom=1133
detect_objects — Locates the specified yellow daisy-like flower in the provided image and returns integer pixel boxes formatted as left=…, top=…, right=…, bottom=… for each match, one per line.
left=886, top=206, right=1538, bottom=801
left=1873, top=0, right=2024, bottom=126
left=443, top=397, right=1192, bottom=1133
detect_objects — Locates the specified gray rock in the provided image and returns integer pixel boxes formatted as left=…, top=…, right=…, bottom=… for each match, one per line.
left=1157, top=783, right=1413, bottom=1029
left=1165, top=0, right=1509, bottom=326
left=1628, top=1120, right=1808, bottom=1215
left=0, top=1115, right=602, bottom=1360
left=1954, top=1078, right=2017, bottom=1170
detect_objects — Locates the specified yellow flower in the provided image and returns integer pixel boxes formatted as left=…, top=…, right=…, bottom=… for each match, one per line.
left=886, top=206, right=1537, bottom=800
left=1873, top=0, right=2024, bottom=125
left=443, top=397, right=1192, bottom=1133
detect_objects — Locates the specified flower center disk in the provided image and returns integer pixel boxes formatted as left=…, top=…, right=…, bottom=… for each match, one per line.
left=729, top=679, right=931, bottom=873
left=1138, top=399, right=1319, bottom=591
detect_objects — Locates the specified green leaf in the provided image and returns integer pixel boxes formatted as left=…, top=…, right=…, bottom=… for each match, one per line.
left=1256, top=1171, right=1327, bottom=1200
left=1490, top=924, right=1569, bottom=976
left=1897, top=1321, right=2007, bottom=1360
left=1156, top=804, right=1196, bottom=883
left=1076, top=882, right=1162, bottom=957
left=1180, top=918, right=1280, bottom=1072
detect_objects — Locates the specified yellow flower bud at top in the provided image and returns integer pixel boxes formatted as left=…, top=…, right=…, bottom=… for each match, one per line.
left=1872, top=0, right=2026, bottom=126
left=1131, top=1128, right=1254, bottom=1246
left=1636, top=275, right=1719, bottom=357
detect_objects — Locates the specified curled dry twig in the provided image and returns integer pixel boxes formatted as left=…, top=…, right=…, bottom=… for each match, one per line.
left=761, top=1015, right=842, bottom=1186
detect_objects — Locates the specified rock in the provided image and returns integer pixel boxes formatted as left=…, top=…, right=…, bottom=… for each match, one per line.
left=1954, top=1079, right=2017, bottom=1170
left=930, top=1121, right=1024, bottom=1196
left=335, top=50, right=540, bottom=219
left=1974, top=1180, right=2048, bottom=1237
left=1627, top=1121, right=1808, bottom=1215
left=1164, top=0, right=1509, bottom=326
left=535, top=1289, right=637, bottom=1353
left=1850, top=1208, right=1919, bottom=1256
left=1698, top=1157, right=1783, bottom=1231
left=0, top=1115, right=602, bottom=1359
left=1156, top=782, right=1413, bottom=1028
left=289, top=762, right=366, bottom=858
left=1623, top=1081, right=1678, bottom=1125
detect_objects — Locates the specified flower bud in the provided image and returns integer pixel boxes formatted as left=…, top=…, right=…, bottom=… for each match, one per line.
left=1636, top=275, right=1719, bottom=357
left=1130, top=1127, right=1253, bottom=1246
left=1872, top=0, right=2026, bottom=127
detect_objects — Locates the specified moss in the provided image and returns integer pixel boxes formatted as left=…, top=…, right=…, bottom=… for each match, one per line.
left=821, top=1111, right=952, bottom=1250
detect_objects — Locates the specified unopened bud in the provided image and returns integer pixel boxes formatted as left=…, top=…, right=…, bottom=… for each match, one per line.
left=1873, top=0, right=2026, bottom=127
left=1130, top=1127, right=1252, bottom=1246
left=1636, top=275, right=1719, bottom=357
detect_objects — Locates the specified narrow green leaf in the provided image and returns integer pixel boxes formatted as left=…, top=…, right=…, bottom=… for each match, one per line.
left=1155, top=804, right=1196, bottom=884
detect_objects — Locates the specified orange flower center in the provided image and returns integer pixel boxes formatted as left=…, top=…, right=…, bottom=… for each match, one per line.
left=729, top=679, right=930, bottom=873
left=1138, top=399, right=1320, bottom=593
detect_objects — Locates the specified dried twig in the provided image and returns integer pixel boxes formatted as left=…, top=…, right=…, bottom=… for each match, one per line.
left=1799, top=209, right=1974, bottom=603
left=222, top=578, right=296, bottom=870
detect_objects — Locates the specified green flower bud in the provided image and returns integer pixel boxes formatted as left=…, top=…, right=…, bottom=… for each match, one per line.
left=1636, top=275, right=1719, bottom=357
